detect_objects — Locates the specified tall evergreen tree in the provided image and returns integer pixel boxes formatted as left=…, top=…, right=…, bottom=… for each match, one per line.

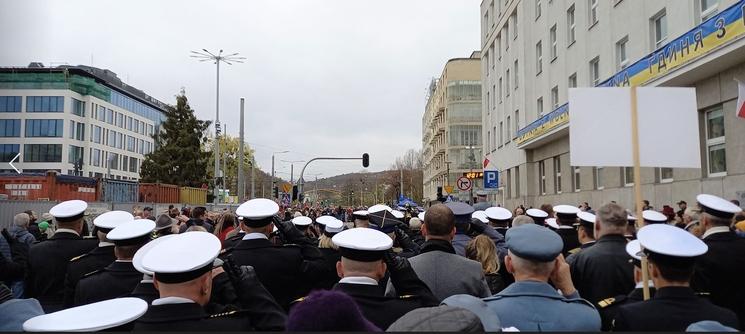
left=140, top=91, right=211, bottom=187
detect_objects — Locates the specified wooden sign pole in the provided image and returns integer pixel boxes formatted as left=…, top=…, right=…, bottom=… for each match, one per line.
left=629, top=86, right=651, bottom=300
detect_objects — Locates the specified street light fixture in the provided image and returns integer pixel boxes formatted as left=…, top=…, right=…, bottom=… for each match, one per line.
left=190, top=48, right=245, bottom=203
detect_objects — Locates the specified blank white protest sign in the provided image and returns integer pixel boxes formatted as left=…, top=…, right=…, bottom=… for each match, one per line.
left=568, top=87, right=701, bottom=168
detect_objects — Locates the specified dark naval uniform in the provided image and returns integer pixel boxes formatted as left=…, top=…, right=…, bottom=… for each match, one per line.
left=73, top=260, right=142, bottom=306
left=692, top=229, right=745, bottom=327
left=25, top=230, right=97, bottom=312
left=63, top=243, right=116, bottom=307
left=565, top=241, right=596, bottom=265
left=569, top=234, right=634, bottom=306
left=597, top=286, right=655, bottom=331
left=317, top=248, right=341, bottom=290
left=230, top=236, right=325, bottom=309
left=333, top=281, right=435, bottom=330
left=133, top=302, right=253, bottom=331
left=130, top=280, right=159, bottom=304
left=222, top=231, right=245, bottom=250
left=612, top=287, right=739, bottom=331
left=554, top=226, right=580, bottom=256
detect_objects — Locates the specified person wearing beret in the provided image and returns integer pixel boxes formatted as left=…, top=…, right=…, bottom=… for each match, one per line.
left=25, top=200, right=97, bottom=312
left=691, top=194, right=745, bottom=328
left=64, top=210, right=133, bottom=308
left=568, top=203, right=635, bottom=308
left=329, top=228, right=438, bottom=329
left=229, top=199, right=326, bottom=310
left=73, top=219, right=155, bottom=306
left=612, top=224, right=738, bottom=331
left=483, top=223, right=601, bottom=331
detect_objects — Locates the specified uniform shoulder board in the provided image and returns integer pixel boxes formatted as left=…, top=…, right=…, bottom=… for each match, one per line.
left=70, top=253, right=89, bottom=262
left=398, top=294, right=417, bottom=300
left=291, top=296, right=307, bottom=305
left=598, top=295, right=626, bottom=308
left=209, top=310, right=249, bottom=319
left=82, top=269, right=102, bottom=278
left=568, top=247, right=580, bottom=255
left=281, top=243, right=301, bottom=248
left=696, top=292, right=711, bottom=297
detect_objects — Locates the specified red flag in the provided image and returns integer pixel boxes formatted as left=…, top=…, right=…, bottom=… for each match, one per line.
left=737, top=79, right=745, bottom=119
left=483, top=157, right=490, bottom=169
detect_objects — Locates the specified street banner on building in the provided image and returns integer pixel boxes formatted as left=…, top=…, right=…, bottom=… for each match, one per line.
left=568, top=87, right=700, bottom=168
left=737, top=78, right=745, bottom=119
left=484, top=171, right=499, bottom=189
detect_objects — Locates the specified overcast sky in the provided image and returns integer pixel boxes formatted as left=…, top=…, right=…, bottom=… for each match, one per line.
left=0, top=0, right=480, bottom=180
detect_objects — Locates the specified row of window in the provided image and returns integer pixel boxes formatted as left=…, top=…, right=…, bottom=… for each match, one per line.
left=0, top=143, right=142, bottom=174
left=93, top=104, right=154, bottom=137
left=91, top=124, right=152, bottom=154
left=89, top=148, right=139, bottom=173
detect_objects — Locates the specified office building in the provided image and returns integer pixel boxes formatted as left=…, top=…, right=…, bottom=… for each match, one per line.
left=481, top=0, right=745, bottom=209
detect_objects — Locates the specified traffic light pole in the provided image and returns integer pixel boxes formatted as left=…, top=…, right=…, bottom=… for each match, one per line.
left=297, top=154, right=368, bottom=201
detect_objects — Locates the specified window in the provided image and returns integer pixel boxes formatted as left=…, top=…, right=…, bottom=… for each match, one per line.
left=106, top=109, right=114, bottom=124
left=24, top=144, right=62, bottom=162
left=68, top=145, right=84, bottom=164
left=706, top=106, right=726, bottom=176
left=91, top=148, right=101, bottom=167
left=139, top=120, right=145, bottom=135
left=484, top=12, right=489, bottom=35
left=506, top=169, right=512, bottom=198
left=0, top=96, right=21, bottom=112
left=514, top=110, right=519, bottom=139
left=485, top=51, right=490, bottom=74
left=554, top=156, right=562, bottom=194
left=567, top=5, right=576, bottom=45
left=497, top=34, right=502, bottom=59
left=147, top=125, right=154, bottom=137
left=511, top=13, right=518, bottom=39
left=550, top=24, right=557, bottom=60
left=573, top=166, right=581, bottom=191
left=122, top=156, right=129, bottom=173
left=0, top=144, right=20, bottom=162
left=127, top=116, right=133, bottom=131
left=127, top=136, right=136, bottom=152
left=71, top=98, right=85, bottom=117
left=514, top=60, right=519, bottom=88
left=536, top=41, right=543, bottom=74
left=117, top=113, right=124, bottom=128
left=498, top=121, right=504, bottom=147
left=25, top=119, right=63, bottom=137
left=590, top=57, right=600, bottom=86
left=504, top=23, right=510, bottom=50
left=130, top=157, right=138, bottom=173
left=551, top=86, right=559, bottom=109
left=118, top=133, right=124, bottom=150
left=487, top=131, right=492, bottom=152
left=588, top=0, right=599, bottom=26
left=652, top=10, right=667, bottom=49
left=539, top=160, right=547, bottom=195
left=506, top=116, right=512, bottom=143
left=537, top=97, right=544, bottom=115
left=659, top=167, right=673, bottom=182
left=617, top=36, right=629, bottom=69
left=700, top=0, right=720, bottom=22
left=0, top=119, right=21, bottom=137
left=506, top=69, right=511, bottom=95
left=515, top=166, right=521, bottom=197
left=26, top=96, right=64, bottom=112
left=487, top=91, right=491, bottom=112
left=492, top=126, right=497, bottom=150
left=623, top=167, right=634, bottom=186
left=568, top=73, right=577, bottom=88
left=92, top=126, right=102, bottom=144
left=69, top=121, right=85, bottom=141
left=139, top=139, right=144, bottom=154
left=498, top=77, right=503, bottom=102
left=109, top=153, right=119, bottom=170
left=536, top=0, right=542, bottom=19
left=594, top=167, right=604, bottom=189
left=109, top=130, right=117, bottom=148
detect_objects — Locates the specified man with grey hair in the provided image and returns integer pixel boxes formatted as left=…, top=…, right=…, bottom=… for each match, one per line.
left=10, top=213, right=36, bottom=246
left=511, top=215, right=534, bottom=227
left=568, top=203, right=635, bottom=308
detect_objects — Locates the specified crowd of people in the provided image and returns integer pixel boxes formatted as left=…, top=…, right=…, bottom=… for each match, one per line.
left=1, top=192, right=745, bottom=331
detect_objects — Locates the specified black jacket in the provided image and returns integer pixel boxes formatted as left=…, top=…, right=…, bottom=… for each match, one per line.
left=569, top=234, right=634, bottom=306
left=179, top=218, right=214, bottom=233
left=63, top=245, right=116, bottom=307
left=598, top=286, right=655, bottom=331
left=692, top=230, right=745, bottom=328
left=130, top=281, right=158, bottom=304
left=74, top=261, right=142, bottom=306
left=132, top=302, right=253, bottom=331
left=228, top=237, right=325, bottom=310
left=317, top=248, right=341, bottom=290
left=25, top=231, right=97, bottom=312
left=333, top=282, right=432, bottom=330
left=612, top=287, right=739, bottom=331
left=554, top=227, right=580, bottom=257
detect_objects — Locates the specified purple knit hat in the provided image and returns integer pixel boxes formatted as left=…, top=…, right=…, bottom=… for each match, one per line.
left=287, top=290, right=381, bottom=332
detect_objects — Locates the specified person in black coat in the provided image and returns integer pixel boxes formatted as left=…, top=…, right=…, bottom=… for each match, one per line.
left=315, top=222, right=343, bottom=290
left=569, top=203, right=634, bottom=307
left=691, top=194, right=745, bottom=328
left=178, top=207, right=213, bottom=233
left=552, top=205, right=581, bottom=257
left=73, top=218, right=154, bottom=306
left=612, top=224, right=739, bottom=331
left=229, top=199, right=326, bottom=310
left=329, top=228, right=438, bottom=330
left=25, top=200, right=97, bottom=312
left=0, top=229, right=29, bottom=283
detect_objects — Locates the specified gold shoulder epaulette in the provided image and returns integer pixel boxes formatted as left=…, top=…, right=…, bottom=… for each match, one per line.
left=598, top=297, right=616, bottom=308
left=291, top=297, right=306, bottom=304
left=399, top=295, right=415, bottom=299
left=82, top=269, right=101, bottom=278
left=568, top=248, right=580, bottom=255
left=70, top=253, right=88, bottom=262
left=209, top=310, right=237, bottom=318
left=696, top=292, right=711, bottom=297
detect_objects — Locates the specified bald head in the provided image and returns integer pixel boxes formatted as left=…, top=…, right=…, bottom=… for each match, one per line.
left=423, top=204, right=455, bottom=236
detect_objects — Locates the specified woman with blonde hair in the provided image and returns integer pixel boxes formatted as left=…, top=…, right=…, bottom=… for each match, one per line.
left=316, top=219, right=344, bottom=290
left=466, top=234, right=506, bottom=294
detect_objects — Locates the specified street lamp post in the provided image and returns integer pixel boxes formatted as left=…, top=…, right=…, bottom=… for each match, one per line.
left=281, top=160, right=305, bottom=185
left=271, top=151, right=289, bottom=200
left=190, top=49, right=245, bottom=204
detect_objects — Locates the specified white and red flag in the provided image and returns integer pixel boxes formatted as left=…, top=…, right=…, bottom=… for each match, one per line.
left=737, top=78, right=745, bottom=119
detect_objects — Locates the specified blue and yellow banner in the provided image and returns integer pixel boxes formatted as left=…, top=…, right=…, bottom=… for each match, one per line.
left=516, top=0, right=745, bottom=146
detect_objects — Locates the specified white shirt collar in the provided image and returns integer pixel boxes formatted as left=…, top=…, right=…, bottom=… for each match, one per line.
left=99, top=241, right=115, bottom=247
left=115, top=260, right=133, bottom=263
left=339, top=276, right=378, bottom=286
left=242, top=232, right=268, bottom=241
left=557, top=225, right=575, bottom=230
left=56, top=228, right=80, bottom=236
left=152, top=296, right=196, bottom=306
left=703, top=226, right=731, bottom=239
left=635, top=281, right=655, bottom=289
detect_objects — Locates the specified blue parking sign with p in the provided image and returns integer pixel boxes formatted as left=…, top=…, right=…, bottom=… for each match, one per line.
left=484, top=170, right=499, bottom=189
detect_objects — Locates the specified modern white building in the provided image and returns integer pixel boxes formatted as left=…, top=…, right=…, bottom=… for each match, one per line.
left=480, top=0, right=745, bottom=210
left=0, top=64, right=167, bottom=180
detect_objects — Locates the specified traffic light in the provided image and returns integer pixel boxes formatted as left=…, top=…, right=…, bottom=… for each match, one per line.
left=298, top=193, right=304, bottom=202
left=437, top=186, right=443, bottom=201
left=362, top=153, right=369, bottom=168
left=292, top=185, right=298, bottom=201
left=273, top=186, right=278, bottom=199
